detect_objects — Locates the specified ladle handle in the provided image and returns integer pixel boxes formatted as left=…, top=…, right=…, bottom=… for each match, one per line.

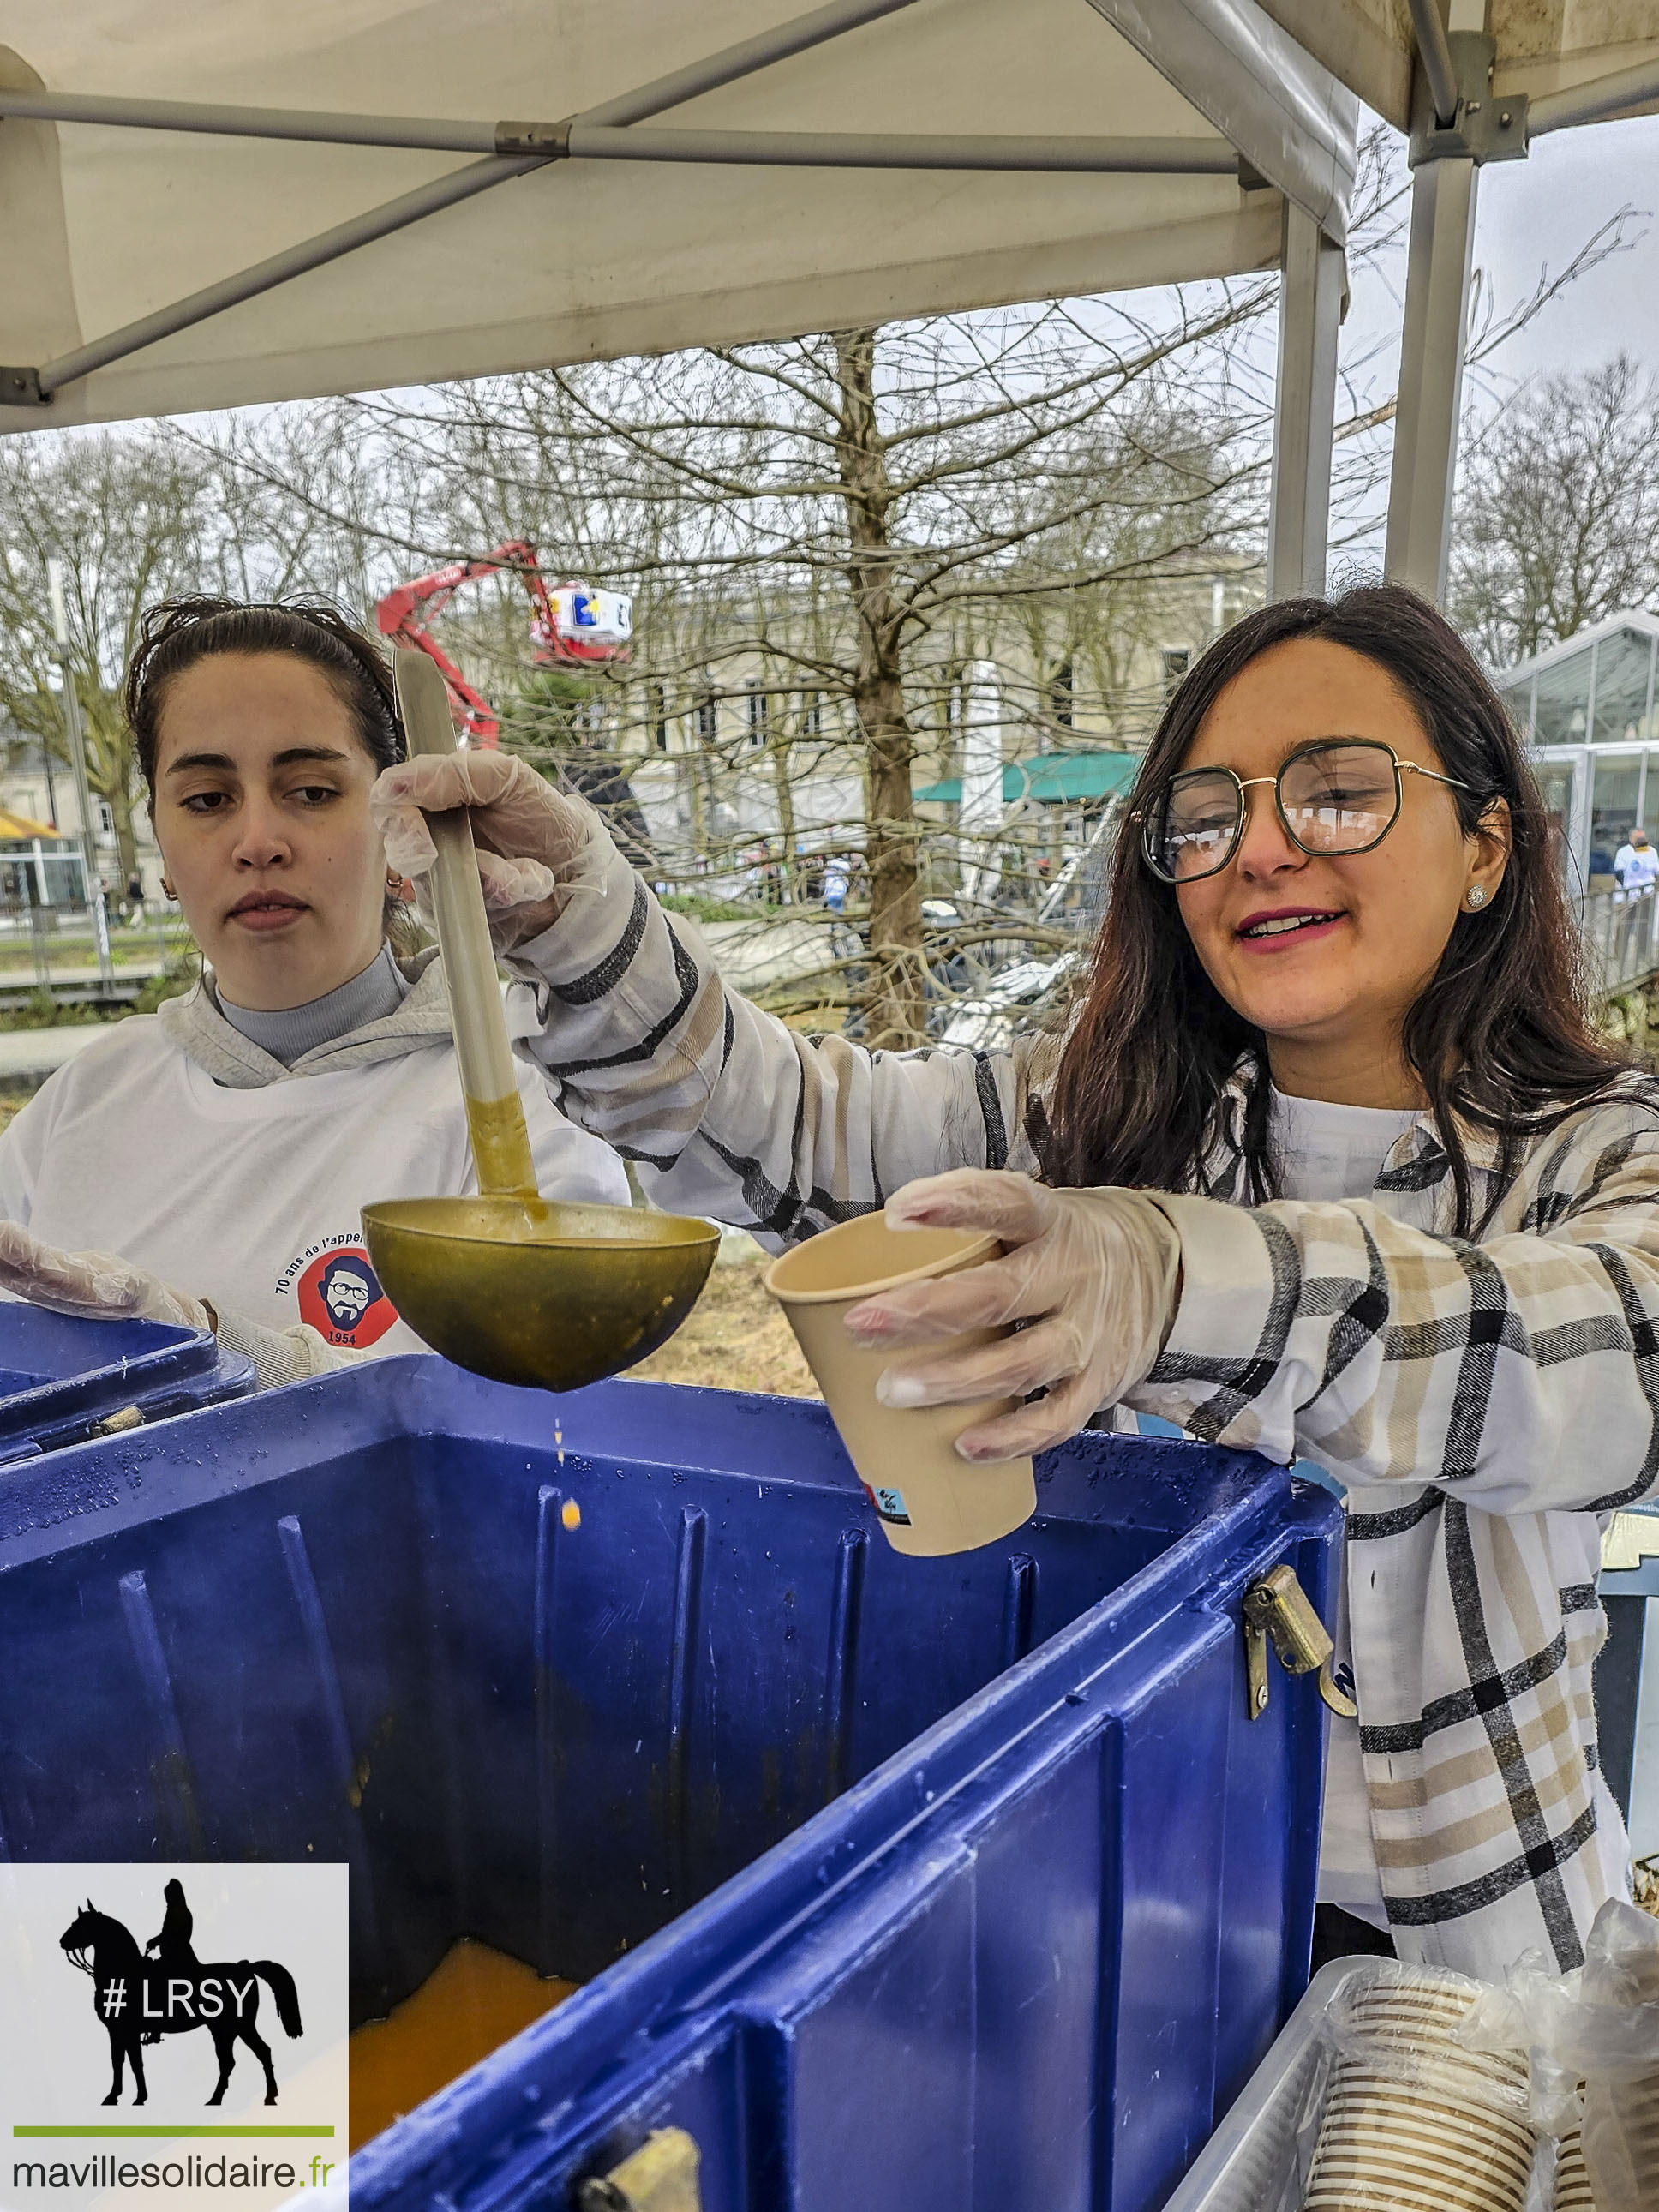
left=392, top=650, right=537, bottom=1199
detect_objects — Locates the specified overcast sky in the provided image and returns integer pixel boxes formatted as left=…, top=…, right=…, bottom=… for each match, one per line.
left=1342, top=108, right=1659, bottom=401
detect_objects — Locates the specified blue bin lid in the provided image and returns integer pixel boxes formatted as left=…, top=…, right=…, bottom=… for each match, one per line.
left=0, top=1304, right=231, bottom=1463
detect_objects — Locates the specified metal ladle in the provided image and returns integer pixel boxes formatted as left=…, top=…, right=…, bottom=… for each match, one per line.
left=360, top=650, right=717, bottom=1392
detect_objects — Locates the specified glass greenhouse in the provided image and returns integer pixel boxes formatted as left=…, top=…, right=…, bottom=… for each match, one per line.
left=1499, top=613, right=1659, bottom=894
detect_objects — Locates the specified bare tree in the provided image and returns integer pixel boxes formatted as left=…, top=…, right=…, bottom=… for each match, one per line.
left=1451, top=355, right=1659, bottom=664
left=0, top=416, right=385, bottom=889
left=327, top=293, right=1261, bottom=1046
left=0, top=429, right=209, bottom=883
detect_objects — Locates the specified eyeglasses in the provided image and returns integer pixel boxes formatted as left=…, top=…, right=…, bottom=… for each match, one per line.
left=1133, top=738, right=1471, bottom=886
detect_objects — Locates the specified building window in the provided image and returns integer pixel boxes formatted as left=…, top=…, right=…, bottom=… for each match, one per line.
left=695, top=689, right=718, bottom=744
left=746, top=685, right=769, bottom=748
left=1161, top=647, right=1192, bottom=699
left=800, top=689, right=822, bottom=738
left=650, top=682, right=669, bottom=752
left=95, top=800, right=116, bottom=839
left=1049, top=658, right=1074, bottom=731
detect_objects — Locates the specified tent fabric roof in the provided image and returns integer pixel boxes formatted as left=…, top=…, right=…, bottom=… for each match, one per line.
left=0, top=0, right=1354, bottom=434
left=915, top=751, right=1142, bottom=805
left=1255, top=2, right=1659, bottom=134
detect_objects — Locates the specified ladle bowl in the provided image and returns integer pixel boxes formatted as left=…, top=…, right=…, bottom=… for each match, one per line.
left=362, top=1196, right=720, bottom=1393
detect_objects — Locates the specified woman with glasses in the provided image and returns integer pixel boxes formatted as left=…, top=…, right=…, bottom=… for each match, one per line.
left=378, top=584, right=1657, bottom=1981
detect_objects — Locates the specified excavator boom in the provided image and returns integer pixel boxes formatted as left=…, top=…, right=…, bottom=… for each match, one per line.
left=374, top=541, right=627, bottom=745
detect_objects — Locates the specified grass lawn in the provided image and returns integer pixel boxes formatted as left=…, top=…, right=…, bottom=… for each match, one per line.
left=625, top=1246, right=814, bottom=1398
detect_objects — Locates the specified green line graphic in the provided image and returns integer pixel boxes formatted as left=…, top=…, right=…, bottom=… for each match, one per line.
left=14, top=2125, right=335, bottom=2137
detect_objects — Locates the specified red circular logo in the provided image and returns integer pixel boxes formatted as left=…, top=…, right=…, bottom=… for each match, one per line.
left=296, top=1246, right=398, bottom=1347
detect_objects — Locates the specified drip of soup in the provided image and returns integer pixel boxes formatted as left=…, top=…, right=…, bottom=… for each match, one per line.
left=350, top=1939, right=578, bottom=2150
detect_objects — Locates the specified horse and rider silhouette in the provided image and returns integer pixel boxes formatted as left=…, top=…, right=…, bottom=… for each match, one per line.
left=60, top=1880, right=302, bottom=2107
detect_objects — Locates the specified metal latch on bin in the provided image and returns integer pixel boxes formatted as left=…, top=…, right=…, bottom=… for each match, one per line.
left=1243, top=1564, right=1357, bottom=1722
left=577, top=2128, right=701, bottom=2212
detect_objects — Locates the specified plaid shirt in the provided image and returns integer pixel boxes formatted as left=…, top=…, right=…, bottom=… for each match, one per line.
left=509, top=838, right=1658, bottom=1976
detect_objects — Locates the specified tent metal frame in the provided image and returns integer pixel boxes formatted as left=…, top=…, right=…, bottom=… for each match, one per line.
left=0, top=0, right=1363, bottom=611
left=9, top=0, right=1650, bottom=606
left=0, top=0, right=1244, bottom=411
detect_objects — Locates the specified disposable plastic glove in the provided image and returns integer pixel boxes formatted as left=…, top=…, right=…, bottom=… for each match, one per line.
left=0, top=1220, right=210, bottom=1331
left=369, top=751, right=611, bottom=953
left=841, top=1170, right=1182, bottom=1462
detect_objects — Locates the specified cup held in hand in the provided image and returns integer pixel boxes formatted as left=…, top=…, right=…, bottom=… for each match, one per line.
left=764, top=1213, right=1036, bottom=1557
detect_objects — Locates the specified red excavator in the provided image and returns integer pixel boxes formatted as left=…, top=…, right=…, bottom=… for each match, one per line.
left=374, top=540, right=632, bottom=746
left=375, top=542, right=653, bottom=867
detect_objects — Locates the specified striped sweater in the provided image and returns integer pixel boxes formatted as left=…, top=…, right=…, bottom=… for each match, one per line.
left=506, top=832, right=1659, bottom=1977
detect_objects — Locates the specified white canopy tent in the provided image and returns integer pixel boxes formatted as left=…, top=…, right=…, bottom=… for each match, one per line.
left=0, top=0, right=1356, bottom=599
left=4, top=2, right=1648, bottom=608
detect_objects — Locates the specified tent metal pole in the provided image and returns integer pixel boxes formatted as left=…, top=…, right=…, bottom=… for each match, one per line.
left=0, top=89, right=499, bottom=151
left=1383, top=151, right=1478, bottom=603
left=1529, top=57, right=1659, bottom=136
left=1266, top=203, right=1342, bottom=602
left=31, top=156, right=545, bottom=398
left=1405, top=0, right=1461, bottom=126
left=12, top=0, right=932, bottom=402
left=1, top=0, right=931, bottom=149
left=0, top=91, right=1245, bottom=173
left=565, top=127, right=1240, bottom=172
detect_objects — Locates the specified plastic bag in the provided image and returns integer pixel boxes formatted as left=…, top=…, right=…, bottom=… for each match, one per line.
left=1457, top=1899, right=1659, bottom=2211
left=1325, top=1958, right=1534, bottom=2121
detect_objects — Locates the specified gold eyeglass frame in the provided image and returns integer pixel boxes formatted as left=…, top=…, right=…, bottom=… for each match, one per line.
left=1131, top=737, right=1471, bottom=886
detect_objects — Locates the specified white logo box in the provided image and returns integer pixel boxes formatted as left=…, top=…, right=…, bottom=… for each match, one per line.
left=0, top=1864, right=348, bottom=2212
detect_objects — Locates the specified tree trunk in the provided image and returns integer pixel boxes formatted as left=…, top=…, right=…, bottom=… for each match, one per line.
left=770, top=727, right=798, bottom=902
left=833, top=328, right=926, bottom=1051
left=83, top=692, right=141, bottom=890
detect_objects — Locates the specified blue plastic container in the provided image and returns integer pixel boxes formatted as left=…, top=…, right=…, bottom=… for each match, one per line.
left=0, top=1304, right=253, bottom=1463
left=0, top=1359, right=1339, bottom=2212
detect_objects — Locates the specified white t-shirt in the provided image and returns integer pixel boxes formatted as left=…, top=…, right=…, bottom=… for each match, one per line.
left=1615, top=842, right=1659, bottom=891
left=0, top=1015, right=630, bottom=1358
left=1273, top=1085, right=1422, bottom=1933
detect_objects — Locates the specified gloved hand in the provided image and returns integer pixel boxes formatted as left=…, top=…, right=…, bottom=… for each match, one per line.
left=369, top=751, right=611, bottom=953
left=841, top=1170, right=1183, bottom=1462
left=0, top=1221, right=211, bottom=1332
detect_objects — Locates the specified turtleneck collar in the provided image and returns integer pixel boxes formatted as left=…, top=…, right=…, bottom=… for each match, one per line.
left=215, top=944, right=410, bottom=1067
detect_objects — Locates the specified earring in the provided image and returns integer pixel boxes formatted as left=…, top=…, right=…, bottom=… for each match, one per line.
left=1466, top=885, right=1487, bottom=908
left=160, top=876, right=176, bottom=900
left=386, top=867, right=404, bottom=893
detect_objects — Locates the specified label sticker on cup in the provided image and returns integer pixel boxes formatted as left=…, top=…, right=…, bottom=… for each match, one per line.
left=866, top=1484, right=912, bottom=1526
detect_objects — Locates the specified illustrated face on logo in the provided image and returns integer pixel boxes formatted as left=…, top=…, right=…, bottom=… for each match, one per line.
left=321, top=1262, right=372, bottom=1328
left=296, top=1246, right=398, bottom=1347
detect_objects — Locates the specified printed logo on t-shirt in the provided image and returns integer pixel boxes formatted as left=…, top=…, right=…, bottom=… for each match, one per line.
left=286, top=1242, right=398, bottom=1346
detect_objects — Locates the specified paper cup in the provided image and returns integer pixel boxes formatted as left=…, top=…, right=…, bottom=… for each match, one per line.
left=764, top=1214, right=1036, bottom=1556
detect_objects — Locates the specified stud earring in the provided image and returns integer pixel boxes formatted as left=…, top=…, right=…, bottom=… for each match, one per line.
left=1466, top=885, right=1487, bottom=908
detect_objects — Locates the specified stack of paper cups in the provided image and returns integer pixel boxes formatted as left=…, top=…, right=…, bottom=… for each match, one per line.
left=1553, top=2127, right=1594, bottom=2210
left=1305, top=1968, right=1536, bottom=2212
left=1583, top=2073, right=1659, bottom=2209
